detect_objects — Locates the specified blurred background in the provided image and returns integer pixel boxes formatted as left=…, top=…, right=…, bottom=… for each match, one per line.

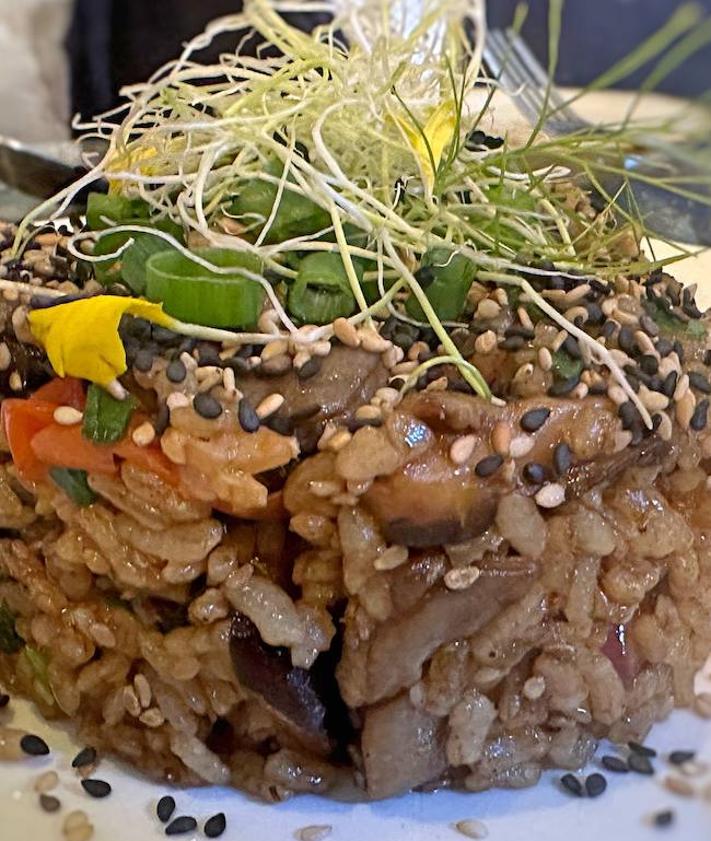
left=1, top=0, right=710, bottom=143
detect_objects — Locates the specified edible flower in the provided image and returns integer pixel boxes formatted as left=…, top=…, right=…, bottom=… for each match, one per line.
left=28, top=296, right=175, bottom=388
left=399, top=100, right=456, bottom=192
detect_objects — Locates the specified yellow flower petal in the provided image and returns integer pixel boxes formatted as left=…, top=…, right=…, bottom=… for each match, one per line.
left=28, top=297, right=175, bottom=387
left=399, top=100, right=456, bottom=192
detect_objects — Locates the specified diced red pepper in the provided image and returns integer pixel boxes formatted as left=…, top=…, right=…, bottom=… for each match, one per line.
left=30, top=378, right=86, bottom=411
left=31, top=424, right=117, bottom=475
left=1, top=399, right=58, bottom=482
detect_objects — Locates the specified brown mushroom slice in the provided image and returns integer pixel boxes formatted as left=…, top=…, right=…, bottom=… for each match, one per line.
left=229, top=613, right=332, bottom=757
left=361, top=693, right=448, bottom=800
left=337, top=564, right=538, bottom=708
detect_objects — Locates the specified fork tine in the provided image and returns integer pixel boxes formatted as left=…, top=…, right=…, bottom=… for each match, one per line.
left=505, top=29, right=583, bottom=123
left=483, top=32, right=542, bottom=126
left=488, top=31, right=552, bottom=124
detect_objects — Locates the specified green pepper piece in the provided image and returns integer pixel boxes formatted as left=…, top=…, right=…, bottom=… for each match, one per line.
left=288, top=252, right=360, bottom=325
left=49, top=467, right=97, bottom=507
left=86, top=193, right=151, bottom=231
left=406, top=248, right=476, bottom=321
left=82, top=384, right=137, bottom=445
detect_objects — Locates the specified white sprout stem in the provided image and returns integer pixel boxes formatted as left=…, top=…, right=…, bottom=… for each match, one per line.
left=328, top=204, right=372, bottom=317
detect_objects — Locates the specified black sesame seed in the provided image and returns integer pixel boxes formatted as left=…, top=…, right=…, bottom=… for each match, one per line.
left=475, top=454, right=504, bottom=478
left=81, top=778, right=112, bottom=798
left=647, top=376, right=664, bottom=393
left=672, top=339, right=685, bottom=364
left=20, top=734, right=49, bottom=756
left=72, top=746, right=97, bottom=768
left=640, top=355, right=659, bottom=376
left=222, top=356, right=250, bottom=374
left=134, top=350, right=154, bottom=373
left=505, top=324, right=535, bottom=340
left=197, top=345, right=222, bottom=367
left=630, top=421, right=644, bottom=446
left=589, top=380, right=608, bottom=396
left=520, top=407, right=551, bottom=433
left=601, top=320, right=617, bottom=340
left=238, top=398, right=260, bottom=433
left=297, top=357, right=322, bottom=380
left=560, top=773, right=583, bottom=797
left=639, top=313, right=660, bottom=337
left=683, top=300, right=703, bottom=319
left=601, top=755, right=629, bottom=773
left=483, top=134, right=504, bottom=149
left=152, top=326, right=180, bottom=345
left=553, top=442, right=573, bottom=476
left=39, top=794, right=61, bottom=813
left=154, top=401, right=170, bottom=436
left=499, top=335, right=525, bottom=351
left=668, top=750, right=695, bottom=766
left=464, top=129, right=487, bottom=149
left=523, top=462, right=547, bottom=485
left=628, top=753, right=654, bottom=775
left=618, top=326, right=636, bottom=354
left=653, top=810, right=674, bottom=828
left=689, top=371, right=711, bottom=394
left=166, top=359, right=187, bottom=383
left=193, top=393, right=223, bottom=420
left=166, top=816, right=198, bottom=836
left=563, top=335, right=581, bottom=359
left=655, top=338, right=673, bottom=357
left=204, top=813, right=227, bottom=838
left=585, top=302, right=604, bottom=324
left=661, top=371, right=678, bottom=399
left=691, top=399, right=709, bottom=432
left=652, top=413, right=663, bottom=432
left=585, top=773, right=607, bottom=798
left=619, top=401, right=640, bottom=431
left=157, top=795, right=176, bottom=824
left=549, top=375, right=579, bottom=396
left=0, top=693, right=9, bottom=708
left=705, top=349, right=711, bottom=367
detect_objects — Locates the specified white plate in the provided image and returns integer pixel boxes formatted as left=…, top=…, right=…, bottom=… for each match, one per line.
left=2, top=693, right=711, bottom=841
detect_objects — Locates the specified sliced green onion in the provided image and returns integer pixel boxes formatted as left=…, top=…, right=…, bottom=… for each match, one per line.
left=83, top=384, right=137, bottom=445
left=49, top=467, right=97, bottom=507
left=229, top=179, right=330, bottom=244
left=87, top=193, right=151, bottom=231
left=405, top=248, right=476, bottom=321
left=288, top=252, right=361, bottom=325
left=146, top=247, right=265, bottom=328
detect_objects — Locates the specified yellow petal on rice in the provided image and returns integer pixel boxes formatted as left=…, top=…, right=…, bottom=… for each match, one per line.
left=398, top=100, right=457, bottom=192
left=28, top=297, right=175, bottom=387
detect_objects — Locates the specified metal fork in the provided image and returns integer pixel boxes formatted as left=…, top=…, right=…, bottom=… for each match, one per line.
left=483, top=28, right=591, bottom=135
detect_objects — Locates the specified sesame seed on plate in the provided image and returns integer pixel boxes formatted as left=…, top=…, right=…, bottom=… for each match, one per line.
left=166, top=359, right=187, bottom=383
left=652, top=809, right=675, bottom=828
left=559, top=773, right=583, bottom=797
left=204, top=813, right=227, bottom=838
left=444, top=566, right=481, bottom=591
left=193, top=393, right=223, bottom=420
left=520, top=407, right=550, bottom=433
left=668, top=750, right=696, bottom=766
left=663, top=776, right=695, bottom=798
left=156, top=795, right=176, bottom=824
left=628, top=741, right=657, bottom=758
left=523, top=462, right=547, bottom=485
left=0, top=693, right=9, bottom=708
left=691, top=399, right=709, bottom=431
left=34, top=770, right=59, bottom=793
left=453, top=819, right=489, bottom=839
left=165, top=816, right=198, bottom=836
left=450, top=435, right=476, bottom=465
left=256, top=393, right=285, bottom=419
left=238, top=398, right=261, bottom=432
left=131, top=421, right=156, bottom=447
left=81, top=778, right=112, bottom=798
left=601, top=755, right=629, bottom=773
left=585, top=773, right=607, bottom=798
left=509, top=435, right=534, bottom=459
left=628, top=753, right=655, bottom=775
left=294, top=826, right=333, bottom=841
left=553, top=442, right=572, bottom=476
left=20, top=734, right=49, bottom=756
left=39, top=793, right=61, bottom=813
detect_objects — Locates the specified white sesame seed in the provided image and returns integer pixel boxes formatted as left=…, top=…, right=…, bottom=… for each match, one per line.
left=355, top=404, right=382, bottom=423
left=509, top=434, right=535, bottom=458
left=0, top=342, right=10, bottom=372
left=197, top=370, right=223, bottom=392
left=613, top=307, right=638, bottom=326
left=517, top=307, right=534, bottom=332
left=476, top=298, right=501, bottom=320
left=426, top=376, right=449, bottom=392
left=676, top=390, right=696, bottom=430
left=34, top=770, right=59, bottom=793
left=408, top=341, right=429, bottom=361
left=571, top=382, right=589, bottom=400
left=551, top=329, right=567, bottom=352
left=8, top=371, right=22, bottom=392
left=523, top=676, right=546, bottom=700
left=613, top=429, right=634, bottom=452
left=221, top=366, right=238, bottom=399
left=106, top=379, right=128, bottom=401
left=534, top=482, right=566, bottom=509
left=454, top=819, right=489, bottom=839
left=491, top=422, right=511, bottom=457
left=444, top=566, right=481, bottom=590
left=601, top=298, right=617, bottom=317
left=657, top=412, right=673, bottom=441
left=53, top=406, right=83, bottom=426
left=63, top=810, right=91, bottom=833
left=309, top=480, right=342, bottom=498
left=537, top=346, right=553, bottom=371
left=326, top=429, right=352, bottom=452
left=134, top=673, right=152, bottom=708
left=131, top=421, right=156, bottom=447
left=563, top=283, right=590, bottom=306
left=261, top=339, right=289, bottom=362
left=513, top=363, right=534, bottom=383
left=359, top=328, right=392, bottom=354
left=374, top=545, right=409, bottom=571
left=166, top=392, right=190, bottom=411
left=608, top=348, right=631, bottom=368
left=674, top=373, right=690, bottom=402
left=293, top=350, right=312, bottom=370
left=564, top=305, right=588, bottom=324
left=639, top=384, right=669, bottom=413
left=139, top=708, right=165, bottom=728
left=179, top=351, right=198, bottom=371
left=663, top=776, right=695, bottom=798
left=391, top=361, right=418, bottom=376
left=635, top=330, right=657, bottom=356
left=474, top=330, right=497, bottom=355
left=493, top=288, right=508, bottom=306
left=607, top=384, right=628, bottom=406
left=257, top=308, right=281, bottom=335
left=375, top=387, right=400, bottom=405
left=294, top=826, right=332, bottom=841
left=256, top=393, right=285, bottom=419
left=311, top=341, right=332, bottom=358
left=694, top=692, right=711, bottom=718
left=333, top=317, right=360, bottom=347
left=382, top=344, right=404, bottom=369
left=449, top=434, right=476, bottom=465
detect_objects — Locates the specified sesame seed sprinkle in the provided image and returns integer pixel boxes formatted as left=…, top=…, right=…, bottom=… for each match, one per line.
left=474, top=454, right=503, bottom=478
